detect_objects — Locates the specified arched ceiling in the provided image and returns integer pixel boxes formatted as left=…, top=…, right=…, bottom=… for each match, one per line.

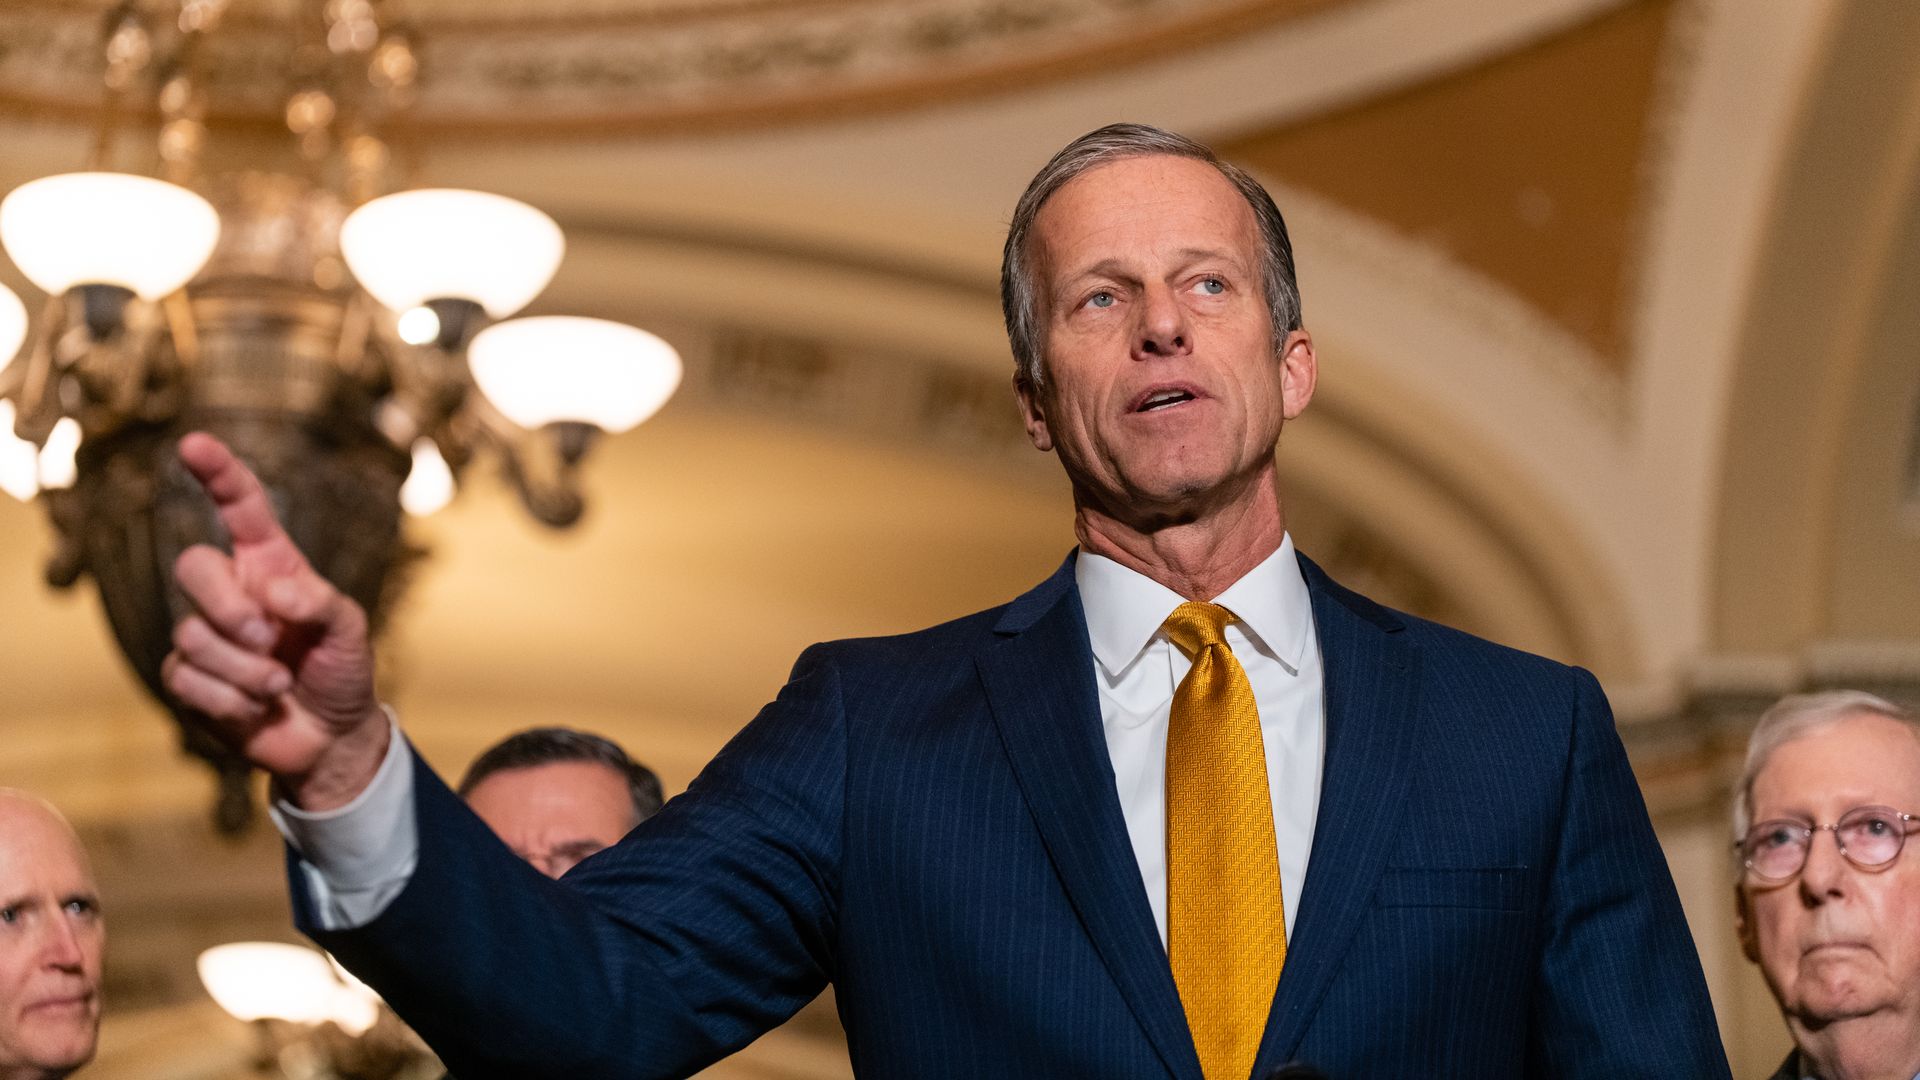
left=3, top=0, right=1889, bottom=731
left=3, top=5, right=1919, bottom=1071
left=3, top=0, right=1898, bottom=754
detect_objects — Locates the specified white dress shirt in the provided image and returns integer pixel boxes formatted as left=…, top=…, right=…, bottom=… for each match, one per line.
left=1076, top=535, right=1324, bottom=944
left=277, top=539, right=1326, bottom=937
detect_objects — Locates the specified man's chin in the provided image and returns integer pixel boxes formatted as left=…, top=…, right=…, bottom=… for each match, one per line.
left=1115, top=470, right=1248, bottom=521
left=18, top=1026, right=100, bottom=1072
left=1792, top=968, right=1896, bottom=1026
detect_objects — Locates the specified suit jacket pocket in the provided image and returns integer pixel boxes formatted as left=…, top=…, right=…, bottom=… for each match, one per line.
left=1374, top=867, right=1526, bottom=911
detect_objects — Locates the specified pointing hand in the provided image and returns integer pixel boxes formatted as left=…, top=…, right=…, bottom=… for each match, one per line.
left=162, top=432, right=390, bottom=810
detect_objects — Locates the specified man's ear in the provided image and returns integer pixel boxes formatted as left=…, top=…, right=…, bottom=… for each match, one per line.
left=1734, top=882, right=1760, bottom=964
left=1279, top=328, right=1317, bottom=420
left=1014, top=374, right=1054, bottom=453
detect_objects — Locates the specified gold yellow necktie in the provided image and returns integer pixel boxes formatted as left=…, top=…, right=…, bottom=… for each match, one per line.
left=1164, top=601, right=1285, bottom=1080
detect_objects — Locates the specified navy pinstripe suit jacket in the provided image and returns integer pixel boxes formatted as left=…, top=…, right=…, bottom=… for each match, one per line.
left=302, top=551, right=1732, bottom=1079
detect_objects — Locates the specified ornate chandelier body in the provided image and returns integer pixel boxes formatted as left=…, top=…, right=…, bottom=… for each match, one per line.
left=0, top=0, right=681, bottom=832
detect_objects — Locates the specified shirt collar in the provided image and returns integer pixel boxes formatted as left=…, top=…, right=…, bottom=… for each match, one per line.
left=1076, top=534, right=1312, bottom=679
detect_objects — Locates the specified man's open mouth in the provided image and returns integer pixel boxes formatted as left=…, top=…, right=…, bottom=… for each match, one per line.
left=1133, top=387, right=1197, bottom=412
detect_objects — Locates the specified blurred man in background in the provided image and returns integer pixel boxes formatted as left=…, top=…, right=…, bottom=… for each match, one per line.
left=458, top=728, right=664, bottom=880
left=1733, top=691, right=1920, bottom=1080
left=0, top=791, right=103, bottom=1080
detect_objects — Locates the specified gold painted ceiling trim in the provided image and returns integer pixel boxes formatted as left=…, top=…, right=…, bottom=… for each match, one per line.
left=0, top=0, right=1356, bottom=136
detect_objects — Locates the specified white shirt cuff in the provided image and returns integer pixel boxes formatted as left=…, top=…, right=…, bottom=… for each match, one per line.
left=268, top=707, right=419, bottom=930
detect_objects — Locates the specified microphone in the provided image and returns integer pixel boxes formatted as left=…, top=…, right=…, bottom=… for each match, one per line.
left=1263, top=1066, right=1328, bottom=1080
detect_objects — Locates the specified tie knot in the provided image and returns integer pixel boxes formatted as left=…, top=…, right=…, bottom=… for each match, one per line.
left=1162, top=601, right=1235, bottom=657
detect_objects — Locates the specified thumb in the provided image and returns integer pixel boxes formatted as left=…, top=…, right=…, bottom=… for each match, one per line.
left=263, top=571, right=355, bottom=634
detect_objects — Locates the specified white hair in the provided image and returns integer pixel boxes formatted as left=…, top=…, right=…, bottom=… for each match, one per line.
left=1731, top=689, right=1920, bottom=839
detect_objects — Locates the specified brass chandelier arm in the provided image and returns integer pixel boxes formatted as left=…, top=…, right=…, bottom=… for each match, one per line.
left=0, top=338, right=24, bottom=405
left=366, top=309, right=474, bottom=457
left=79, top=298, right=166, bottom=423
left=10, top=295, right=69, bottom=444
left=161, top=290, right=200, bottom=372
left=463, top=385, right=586, bottom=528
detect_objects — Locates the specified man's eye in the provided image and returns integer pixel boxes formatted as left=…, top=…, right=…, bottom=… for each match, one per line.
left=64, top=899, right=97, bottom=918
left=1085, top=291, right=1115, bottom=309
left=0, top=907, right=15, bottom=925
left=1759, top=827, right=1798, bottom=850
left=1196, top=277, right=1226, bottom=295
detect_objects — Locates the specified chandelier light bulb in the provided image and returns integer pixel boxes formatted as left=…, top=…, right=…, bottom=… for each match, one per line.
left=467, top=316, right=682, bottom=434
left=399, top=437, right=454, bottom=516
left=197, top=942, right=380, bottom=1035
left=395, top=304, right=440, bottom=346
left=0, top=172, right=219, bottom=300
left=0, top=282, right=25, bottom=372
left=0, top=401, right=38, bottom=501
left=36, top=417, right=80, bottom=490
left=339, top=189, right=563, bottom=318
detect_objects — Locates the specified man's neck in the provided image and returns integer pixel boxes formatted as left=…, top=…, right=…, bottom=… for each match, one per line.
left=1793, top=1012, right=1920, bottom=1080
left=1073, top=477, right=1287, bottom=601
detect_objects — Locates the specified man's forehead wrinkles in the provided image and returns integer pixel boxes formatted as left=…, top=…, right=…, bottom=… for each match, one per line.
left=1060, top=257, right=1137, bottom=284
left=1177, top=245, right=1243, bottom=264
left=1053, top=247, right=1249, bottom=296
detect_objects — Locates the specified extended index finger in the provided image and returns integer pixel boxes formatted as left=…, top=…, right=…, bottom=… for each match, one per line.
left=177, top=433, right=306, bottom=567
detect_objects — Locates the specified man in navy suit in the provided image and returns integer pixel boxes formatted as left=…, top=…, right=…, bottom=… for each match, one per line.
left=162, top=124, right=1731, bottom=1078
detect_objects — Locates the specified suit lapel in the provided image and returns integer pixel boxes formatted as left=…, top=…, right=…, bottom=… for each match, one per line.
left=978, top=557, right=1203, bottom=1080
left=1255, top=553, right=1422, bottom=1069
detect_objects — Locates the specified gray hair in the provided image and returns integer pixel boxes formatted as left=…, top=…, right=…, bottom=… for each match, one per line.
left=1000, top=123, right=1303, bottom=390
left=1731, top=690, right=1920, bottom=839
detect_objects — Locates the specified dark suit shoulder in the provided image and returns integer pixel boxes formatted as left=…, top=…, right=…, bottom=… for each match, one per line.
left=1394, top=606, right=1584, bottom=682
left=1302, top=549, right=1586, bottom=685
left=793, top=554, right=1078, bottom=676
left=797, top=601, right=1013, bottom=670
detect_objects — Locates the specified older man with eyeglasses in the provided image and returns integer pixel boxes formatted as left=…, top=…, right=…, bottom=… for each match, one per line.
left=1733, top=690, right=1920, bottom=1080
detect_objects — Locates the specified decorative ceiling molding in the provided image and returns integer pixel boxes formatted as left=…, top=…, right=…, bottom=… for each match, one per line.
left=1623, top=640, right=1920, bottom=820
left=0, top=0, right=1358, bottom=134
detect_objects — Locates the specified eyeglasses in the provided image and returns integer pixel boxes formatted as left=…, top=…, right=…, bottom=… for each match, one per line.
left=1735, top=805, right=1920, bottom=884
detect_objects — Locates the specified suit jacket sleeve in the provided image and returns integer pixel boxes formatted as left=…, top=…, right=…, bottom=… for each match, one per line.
left=295, top=645, right=848, bottom=1080
left=1524, top=667, right=1730, bottom=1079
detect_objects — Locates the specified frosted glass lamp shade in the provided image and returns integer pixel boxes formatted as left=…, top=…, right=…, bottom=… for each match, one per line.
left=37, top=417, right=79, bottom=490
left=468, top=316, right=681, bottom=433
left=0, top=173, right=219, bottom=300
left=339, top=189, right=562, bottom=318
left=0, top=282, right=24, bottom=373
left=197, top=942, right=379, bottom=1035
left=399, top=438, right=454, bottom=516
left=0, top=401, right=38, bottom=501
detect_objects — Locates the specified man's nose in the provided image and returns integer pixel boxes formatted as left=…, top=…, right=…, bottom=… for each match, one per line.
left=1799, top=827, right=1849, bottom=901
left=1133, top=285, right=1190, bottom=359
left=39, top=914, right=87, bottom=971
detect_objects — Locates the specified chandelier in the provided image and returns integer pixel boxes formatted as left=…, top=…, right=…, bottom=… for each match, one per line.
left=199, top=941, right=443, bottom=1078
left=0, top=0, right=682, bottom=833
